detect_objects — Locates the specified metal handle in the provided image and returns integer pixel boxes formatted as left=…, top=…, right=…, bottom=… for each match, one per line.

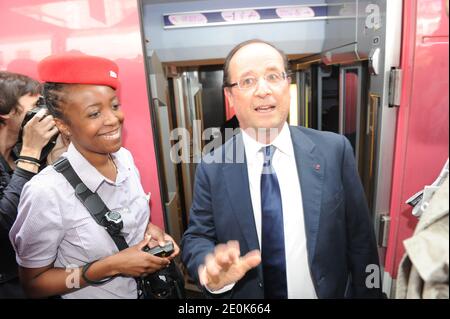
left=367, top=94, right=380, bottom=178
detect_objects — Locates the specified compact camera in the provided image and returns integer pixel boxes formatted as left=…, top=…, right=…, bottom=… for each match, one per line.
left=139, top=241, right=185, bottom=299
left=142, top=241, right=174, bottom=257
left=13, top=96, right=59, bottom=166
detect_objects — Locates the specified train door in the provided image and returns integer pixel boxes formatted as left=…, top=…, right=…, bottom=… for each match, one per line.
left=147, top=54, right=223, bottom=247
left=145, top=57, right=226, bottom=292
left=294, top=61, right=375, bottom=210
left=146, top=51, right=185, bottom=245
left=166, top=64, right=226, bottom=230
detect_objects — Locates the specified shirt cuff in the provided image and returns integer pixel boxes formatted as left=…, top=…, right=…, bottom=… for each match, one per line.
left=13, top=167, right=37, bottom=180
left=200, top=266, right=235, bottom=294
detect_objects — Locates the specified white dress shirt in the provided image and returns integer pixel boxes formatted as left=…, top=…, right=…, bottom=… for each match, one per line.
left=241, top=123, right=317, bottom=299
left=10, top=143, right=150, bottom=299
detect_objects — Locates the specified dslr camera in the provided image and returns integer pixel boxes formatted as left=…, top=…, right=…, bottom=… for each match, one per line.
left=13, top=96, right=59, bottom=167
left=139, top=241, right=185, bottom=299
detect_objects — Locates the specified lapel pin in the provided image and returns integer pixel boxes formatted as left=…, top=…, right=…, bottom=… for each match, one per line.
left=315, top=164, right=321, bottom=171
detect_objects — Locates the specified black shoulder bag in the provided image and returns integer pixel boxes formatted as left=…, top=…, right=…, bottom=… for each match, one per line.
left=53, top=157, right=185, bottom=299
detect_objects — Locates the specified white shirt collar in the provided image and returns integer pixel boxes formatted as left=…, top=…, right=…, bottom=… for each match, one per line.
left=241, top=122, right=295, bottom=161
left=63, top=143, right=129, bottom=192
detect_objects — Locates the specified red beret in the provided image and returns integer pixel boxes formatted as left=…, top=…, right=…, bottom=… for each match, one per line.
left=38, top=53, right=119, bottom=89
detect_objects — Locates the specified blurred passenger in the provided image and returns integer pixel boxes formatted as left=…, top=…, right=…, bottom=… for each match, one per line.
left=397, top=164, right=449, bottom=299
left=9, top=54, right=179, bottom=298
left=0, top=71, right=59, bottom=298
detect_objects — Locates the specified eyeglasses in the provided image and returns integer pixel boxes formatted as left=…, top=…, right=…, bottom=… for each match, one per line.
left=226, top=71, right=289, bottom=91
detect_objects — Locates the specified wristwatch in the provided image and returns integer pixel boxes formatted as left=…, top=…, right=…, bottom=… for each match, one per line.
left=104, top=210, right=123, bottom=234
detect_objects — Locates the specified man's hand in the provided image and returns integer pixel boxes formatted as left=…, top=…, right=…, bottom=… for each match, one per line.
left=144, top=222, right=180, bottom=260
left=198, top=240, right=261, bottom=291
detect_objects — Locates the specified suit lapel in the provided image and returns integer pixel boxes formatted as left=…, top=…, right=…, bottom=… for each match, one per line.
left=222, top=134, right=260, bottom=252
left=290, top=127, right=324, bottom=264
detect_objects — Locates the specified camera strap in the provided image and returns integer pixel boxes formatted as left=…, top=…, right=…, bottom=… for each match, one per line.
left=53, top=157, right=129, bottom=251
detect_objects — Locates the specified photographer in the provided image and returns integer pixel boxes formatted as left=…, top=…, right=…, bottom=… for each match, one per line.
left=9, top=54, right=180, bottom=299
left=0, top=71, right=59, bottom=298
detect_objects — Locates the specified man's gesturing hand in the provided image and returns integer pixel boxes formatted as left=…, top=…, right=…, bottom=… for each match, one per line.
left=198, top=240, right=261, bottom=291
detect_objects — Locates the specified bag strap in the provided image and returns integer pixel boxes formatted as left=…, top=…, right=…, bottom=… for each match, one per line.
left=53, top=157, right=129, bottom=251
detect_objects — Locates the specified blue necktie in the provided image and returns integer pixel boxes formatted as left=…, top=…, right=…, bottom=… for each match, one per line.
left=261, top=145, right=287, bottom=299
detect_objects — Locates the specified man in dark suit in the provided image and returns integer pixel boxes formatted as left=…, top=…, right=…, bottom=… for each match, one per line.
left=181, top=39, right=382, bottom=299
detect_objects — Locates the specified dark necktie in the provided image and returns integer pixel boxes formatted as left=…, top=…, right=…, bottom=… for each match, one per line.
left=260, top=145, right=287, bottom=299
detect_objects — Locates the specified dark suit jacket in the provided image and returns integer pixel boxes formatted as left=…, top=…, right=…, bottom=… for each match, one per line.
left=181, top=126, right=382, bottom=298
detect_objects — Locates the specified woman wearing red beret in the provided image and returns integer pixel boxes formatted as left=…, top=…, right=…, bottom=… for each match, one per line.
left=9, top=54, right=179, bottom=299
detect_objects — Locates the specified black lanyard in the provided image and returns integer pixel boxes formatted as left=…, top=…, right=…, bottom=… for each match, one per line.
left=53, top=157, right=128, bottom=251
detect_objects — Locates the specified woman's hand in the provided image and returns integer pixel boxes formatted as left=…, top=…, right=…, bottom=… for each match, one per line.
left=110, top=235, right=171, bottom=277
left=144, top=222, right=180, bottom=260
left=20, top=108, right=59, bottom=159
